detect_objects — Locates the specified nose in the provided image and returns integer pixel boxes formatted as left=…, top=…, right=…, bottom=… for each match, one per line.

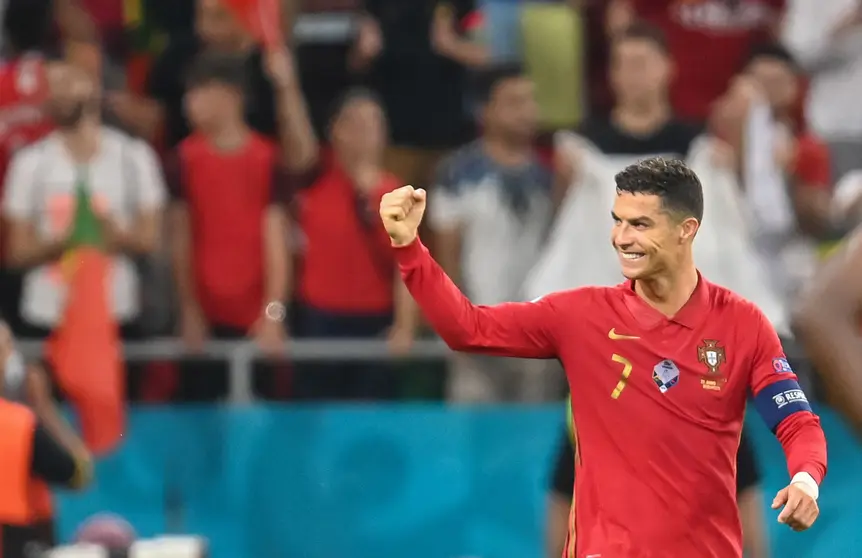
left=612, top=223, right=633, bottom=249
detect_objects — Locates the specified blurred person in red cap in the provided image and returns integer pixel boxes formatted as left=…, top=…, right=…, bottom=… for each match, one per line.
left=0, top=316, right=92, bottom=558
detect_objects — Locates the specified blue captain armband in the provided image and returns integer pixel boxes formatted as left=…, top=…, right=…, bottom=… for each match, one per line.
left=753, top=378, right=813, bottom=432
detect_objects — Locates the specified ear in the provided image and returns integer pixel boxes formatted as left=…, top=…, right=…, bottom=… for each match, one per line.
left=679, top=217, right=699, bottom=243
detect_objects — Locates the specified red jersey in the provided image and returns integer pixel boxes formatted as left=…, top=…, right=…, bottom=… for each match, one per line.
left=170, top=133, right=284, bottom=329
left=396, top=240, right=827, bottom=558
left=297, top=165, right=401, bottom=314
left=635, top=0, right=782, bottom=121
left=0, top=54, right=53, bottom=187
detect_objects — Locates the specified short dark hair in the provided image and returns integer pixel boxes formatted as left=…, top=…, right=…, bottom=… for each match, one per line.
left=613, top=21, right=669, bottom=55
left=3, top=0, right=53, bottom=53
left=472, top=63, right=526, bottom=105
left=614, top=157, right=704, bottom=222
left=746, top=42, right=799, bottom=72
left=186, top=51, right=247, bottom=91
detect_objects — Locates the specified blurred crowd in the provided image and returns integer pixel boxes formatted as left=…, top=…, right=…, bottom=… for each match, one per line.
left=0, top=0, right=859, bottom=405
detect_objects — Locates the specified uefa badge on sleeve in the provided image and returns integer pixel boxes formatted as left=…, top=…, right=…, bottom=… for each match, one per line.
left=772, top=357, right=793, bottom=374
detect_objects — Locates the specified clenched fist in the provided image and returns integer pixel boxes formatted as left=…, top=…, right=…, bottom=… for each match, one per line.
left=379, top=185, right=427, bottom=246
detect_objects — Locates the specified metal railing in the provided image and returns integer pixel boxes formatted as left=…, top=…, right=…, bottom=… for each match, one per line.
left=17, top=336, right=808, bottom=405
left=17, top=338, right=451, bottom=405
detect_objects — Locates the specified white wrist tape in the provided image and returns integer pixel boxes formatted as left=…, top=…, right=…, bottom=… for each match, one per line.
left=791, top=471, right=819, bottom=500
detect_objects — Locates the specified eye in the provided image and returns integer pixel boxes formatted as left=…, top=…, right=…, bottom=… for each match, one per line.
left=633, top=222, right=649, bottom=230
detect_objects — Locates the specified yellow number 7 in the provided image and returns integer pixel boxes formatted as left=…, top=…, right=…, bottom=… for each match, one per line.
left=610, top=353, right=633, bottom=399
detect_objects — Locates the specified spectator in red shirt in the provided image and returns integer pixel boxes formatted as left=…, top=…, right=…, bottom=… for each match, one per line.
left=168, top=50, right=297, bottom=401
left=607, top=0, right=784, bottom=122
left=292, top=88, right=418, bottom=400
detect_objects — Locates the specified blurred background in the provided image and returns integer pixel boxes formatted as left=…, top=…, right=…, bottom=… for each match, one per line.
left=0, top=0, right=861, bottom=556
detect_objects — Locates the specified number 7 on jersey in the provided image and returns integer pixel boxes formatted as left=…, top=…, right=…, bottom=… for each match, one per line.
left=610, top=353, right=633, bottom=399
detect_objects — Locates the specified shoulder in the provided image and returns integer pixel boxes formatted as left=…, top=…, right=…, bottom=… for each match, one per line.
left=247, top=133, right=279, bottom=160
left=534, top=285, right=610, bottom=309
left=103, top=127, right=158, bottom=157
left=9, top=133, right=56, bottom=165
left=705, top=281, right=770, bottom=328
left=434, top=142, right=487, bottom=190
left=576, top=116, right=614, bottom=143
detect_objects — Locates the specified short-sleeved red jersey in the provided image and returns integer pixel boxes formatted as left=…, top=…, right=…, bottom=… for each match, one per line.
left=0, top=54, right=53, bottom=187
left=396, top=239, right=826, bottom=558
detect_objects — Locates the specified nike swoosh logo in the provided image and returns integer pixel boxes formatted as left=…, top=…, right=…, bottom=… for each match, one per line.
left=608, top=328, right=640, bottom=340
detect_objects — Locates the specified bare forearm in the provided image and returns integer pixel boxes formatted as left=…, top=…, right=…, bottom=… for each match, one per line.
left=7, top=237, right=66, bottom=270
left=170, top=207, right=199, bottom=310
left=263, top=209, right=290, bottom=302
left=275, top=84, right=319, bottom=171
left=438, top=40, right=489, bottom=68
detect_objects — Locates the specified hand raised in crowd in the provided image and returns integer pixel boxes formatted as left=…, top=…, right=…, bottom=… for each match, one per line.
left=250, top=311, right=287, bottom=357
left=262, top=47, right=297, bottom=90
left=379, top=185, right=427, bottom=246
left=709, top=138, right=737, bottom=171
left=430, top=4, right=459, bottom=56
left=179, top=304, right=209, bottom=354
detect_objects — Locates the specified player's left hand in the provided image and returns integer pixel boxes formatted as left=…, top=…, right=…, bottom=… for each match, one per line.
left=772, top=482, right=819, bottom=531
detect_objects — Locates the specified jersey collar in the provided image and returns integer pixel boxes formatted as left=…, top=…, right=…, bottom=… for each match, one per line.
left=622, top=270, right=710, bottom=330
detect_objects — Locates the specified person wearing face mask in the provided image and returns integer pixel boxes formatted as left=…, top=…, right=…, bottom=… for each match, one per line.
left=0, top=317, right=92, bottom=558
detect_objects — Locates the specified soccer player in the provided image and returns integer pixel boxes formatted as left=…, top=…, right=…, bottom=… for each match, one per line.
left=793, top=228, right=862, bottom=436
left=380, top=158, right=827, bottom=558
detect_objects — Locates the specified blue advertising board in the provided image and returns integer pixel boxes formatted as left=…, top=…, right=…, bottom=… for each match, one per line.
left=55, top=406, right=861, bottom=558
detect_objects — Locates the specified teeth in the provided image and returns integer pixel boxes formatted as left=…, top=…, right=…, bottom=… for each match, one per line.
left=621, top=253, right=644, bottom=260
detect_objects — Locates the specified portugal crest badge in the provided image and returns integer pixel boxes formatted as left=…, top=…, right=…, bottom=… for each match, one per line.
left=697, top=340, right=727, bottom=391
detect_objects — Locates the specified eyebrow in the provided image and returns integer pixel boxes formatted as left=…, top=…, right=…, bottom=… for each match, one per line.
left=611, top=211, right=655, bottom=225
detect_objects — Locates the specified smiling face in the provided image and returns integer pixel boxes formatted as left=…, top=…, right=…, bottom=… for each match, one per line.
left=610, top=191, right=699, bottom=280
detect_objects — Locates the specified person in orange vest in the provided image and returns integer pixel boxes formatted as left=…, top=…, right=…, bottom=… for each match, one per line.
left=0, top=317, right=93, bottom=558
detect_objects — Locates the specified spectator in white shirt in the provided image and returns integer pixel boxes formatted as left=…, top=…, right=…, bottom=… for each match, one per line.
left=783, top=0, right=862, bottom=180
left=2, top=58, right=166, bottom=340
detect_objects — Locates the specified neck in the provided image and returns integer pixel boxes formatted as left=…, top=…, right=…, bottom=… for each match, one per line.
left=59, top=118, right=100, bottom=162
left=206, top=120, right=249, bottom=151
left=612, top=100, right=671, bottom=135
left=634, top=262, right=699, bottom=317
left=482, top=135, right=532, bottom=166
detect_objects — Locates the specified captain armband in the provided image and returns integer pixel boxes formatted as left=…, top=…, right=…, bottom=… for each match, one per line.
left=753, top=378, right=813, bottom=432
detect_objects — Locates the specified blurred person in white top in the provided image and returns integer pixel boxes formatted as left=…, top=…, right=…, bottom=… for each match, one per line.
left=429, top=64, right=561, bottom=402
left=783, top=0, right=862, bottom=180
left=1, top=58, right=166, bottom=337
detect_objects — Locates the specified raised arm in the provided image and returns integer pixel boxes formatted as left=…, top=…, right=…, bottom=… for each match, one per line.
left=792, top=229, right=862, bottom=437
left=382, top=186, right=563, bottom=358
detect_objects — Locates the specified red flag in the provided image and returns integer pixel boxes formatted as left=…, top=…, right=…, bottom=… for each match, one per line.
left=46, top=247, right=125, bottom=455
left=220, top=0, right=282, bottom=48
